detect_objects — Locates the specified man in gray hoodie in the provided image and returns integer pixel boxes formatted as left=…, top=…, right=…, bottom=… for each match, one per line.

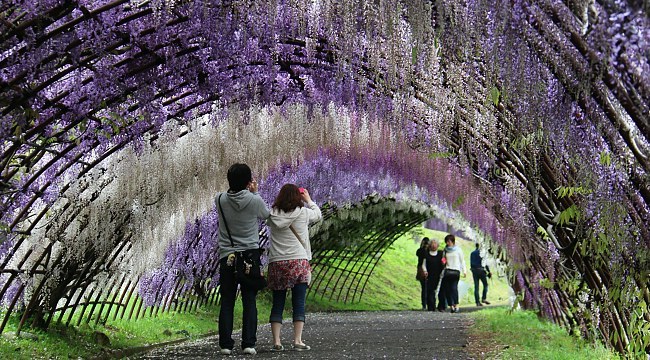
left=216, top=163, right=270, bottom=355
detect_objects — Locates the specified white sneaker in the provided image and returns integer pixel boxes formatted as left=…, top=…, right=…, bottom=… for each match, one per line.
left=242, top=347, right=257, bottom=355
left=219, top=348, right=233, bottom=355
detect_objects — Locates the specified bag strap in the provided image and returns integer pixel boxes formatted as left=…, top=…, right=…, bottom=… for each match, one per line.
left=218, top=193, right=235, bottom=248
left=289, top=225, right=304, bottom=245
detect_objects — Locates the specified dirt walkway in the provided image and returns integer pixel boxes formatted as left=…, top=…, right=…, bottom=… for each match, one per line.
left=132, top=310, right=474, bottom=359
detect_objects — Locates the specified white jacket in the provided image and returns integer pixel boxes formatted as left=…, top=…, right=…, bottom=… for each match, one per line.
left=444, top=246, right=466, bottom=273
left=268, top=201, right=322, bottom=262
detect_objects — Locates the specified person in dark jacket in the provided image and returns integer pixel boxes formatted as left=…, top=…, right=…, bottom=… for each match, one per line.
left=415, top=237, right=430, bottom=310
left=424, top=239, right=445, bottom=311
left=470, top=243, right=492, bottom=306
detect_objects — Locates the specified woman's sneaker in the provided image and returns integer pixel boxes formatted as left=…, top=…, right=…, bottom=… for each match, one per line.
left=293, top=343, right=311, bottom=351
left=242, top=347, right=257, bottom=355
left=219, top=348, right=233, bottom=355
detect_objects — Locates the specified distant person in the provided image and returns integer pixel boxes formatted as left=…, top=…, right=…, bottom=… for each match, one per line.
left=471, top=243, right=492, bottom=306
left=216, top=163, right=270, bottom=355
left=441, top=234, right=466, bottom=313
left=415, top=237, right=430, bottom=310
left=424, top=239, right=445, bottom=311
left=267, top=185, right=322, bottom=352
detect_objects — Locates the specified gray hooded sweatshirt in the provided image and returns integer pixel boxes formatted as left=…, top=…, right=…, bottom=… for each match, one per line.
left=216, top=190, right=270, bottom=259
left=267, top=201, right=322, bottom=262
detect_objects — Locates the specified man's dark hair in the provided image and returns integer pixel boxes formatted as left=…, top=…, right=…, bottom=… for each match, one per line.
left=227, top=163, right=252, bottom=192
left=476, top=243, right=480, bottom=249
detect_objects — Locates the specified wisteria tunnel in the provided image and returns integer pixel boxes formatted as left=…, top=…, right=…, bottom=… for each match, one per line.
left=0, top=0, right=649, bottom=357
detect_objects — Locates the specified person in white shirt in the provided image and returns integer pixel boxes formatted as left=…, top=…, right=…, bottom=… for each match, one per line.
left=267, top=184, right=322, bottom=352
left=441, top=234, right=466, bottom=313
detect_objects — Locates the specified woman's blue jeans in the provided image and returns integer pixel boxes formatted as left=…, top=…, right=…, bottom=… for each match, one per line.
left=443, top=270, right=460, bottom=306
left=269, top=283, right=308, bottom=323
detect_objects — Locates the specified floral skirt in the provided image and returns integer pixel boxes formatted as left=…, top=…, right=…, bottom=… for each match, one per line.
left=267, top=259, right=311, bottom=291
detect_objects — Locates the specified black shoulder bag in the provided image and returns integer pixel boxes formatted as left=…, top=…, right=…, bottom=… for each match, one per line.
left=442, top=248, right=461, bottom=278
left=218, top=194, right=267, bottom=291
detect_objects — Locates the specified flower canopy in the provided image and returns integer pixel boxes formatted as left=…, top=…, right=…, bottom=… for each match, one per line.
left=0, top=0, right=648, bottom=356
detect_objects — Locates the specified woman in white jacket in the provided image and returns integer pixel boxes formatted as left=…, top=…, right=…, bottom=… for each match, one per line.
left=267, top=184, right=322, bottom=352
left=441, top=234, right=466, bottom=313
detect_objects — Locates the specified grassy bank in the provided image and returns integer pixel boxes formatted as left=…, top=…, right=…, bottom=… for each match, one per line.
left=0, top=296, right=276, bottom=359
left=0, top=302, right=225, bottom=360
left=468, top=307, right=619, bottom=360
left=0, top=226, right=620, bottom=359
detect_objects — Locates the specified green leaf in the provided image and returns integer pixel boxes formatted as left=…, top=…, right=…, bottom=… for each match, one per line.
left=578, top=237, right=589, bottom=256
left=411, top=46, right=418, bottom=65
left=612, top=329, right=619, bottom=346
left=111, top=122, right=120, bottom=134
left=597, top=232, right=607, bottom=243
left=24, top=107, right=39, bottom=121
left=558, top=204, right=581, bottom=226
left=539, top=277, right=554, bottom=289
left=599, top=150, right=612, bottom=166
left=536, top=226, right=549, bottom=240
left=433, top=37, right=441, bottom=57
left=428, top=151, right=454, bottom=159
left=555, top=186, right=591, bottom=199
left=452, top=195, right=465, bottom=209
left=489, top=86, right=500, bottom=107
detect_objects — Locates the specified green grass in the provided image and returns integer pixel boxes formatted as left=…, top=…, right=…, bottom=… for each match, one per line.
left=468, top=307, right=620, bottom=360
left=308, top=229, right=423, bottom=311
left=0, top=226, right=620, bottom=359
left=0, top=314, right=96, bottom=360
left=0, top=299, right=271, bottom=359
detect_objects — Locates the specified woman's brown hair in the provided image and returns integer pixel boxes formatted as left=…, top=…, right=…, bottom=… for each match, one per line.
left=272, top=184, right=303, bottom=213
left=444, top=234, right=456, bottom=244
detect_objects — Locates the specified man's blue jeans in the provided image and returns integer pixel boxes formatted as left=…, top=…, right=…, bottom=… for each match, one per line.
left=472, top=268, right=488, bottom=304
left=269, top=283, right=308, bottom=323
left=219, top=257, right=258, bottom=350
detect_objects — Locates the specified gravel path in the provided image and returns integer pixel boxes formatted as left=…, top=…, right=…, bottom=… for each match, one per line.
left=132, top=310, right=474, bottom=359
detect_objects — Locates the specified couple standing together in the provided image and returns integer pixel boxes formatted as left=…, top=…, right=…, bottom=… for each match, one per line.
left=416, top=234, right=466, bottom=313
left=216, top=163, right=322, bottom=355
